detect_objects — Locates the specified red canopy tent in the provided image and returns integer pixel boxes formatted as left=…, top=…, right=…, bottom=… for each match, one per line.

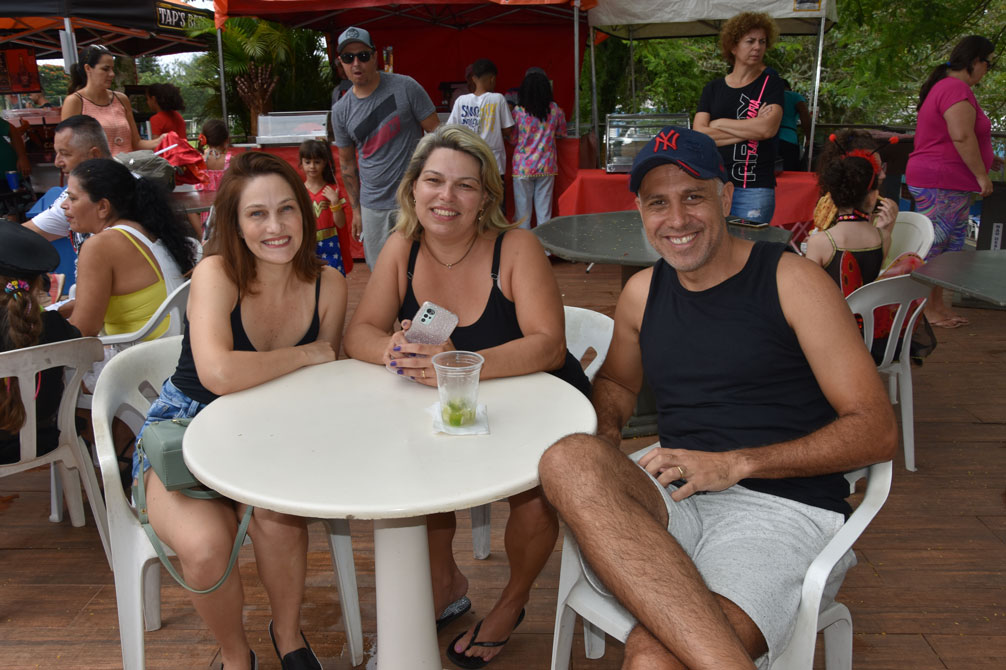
left=212, top=0, right=590, bottom=120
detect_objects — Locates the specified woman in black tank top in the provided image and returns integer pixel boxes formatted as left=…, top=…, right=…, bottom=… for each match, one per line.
left=135, top=152, right=347, bottom=670
left=344, top=125, right=588, bottom=665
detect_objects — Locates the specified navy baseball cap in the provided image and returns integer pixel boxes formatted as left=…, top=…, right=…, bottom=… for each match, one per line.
left=337, top=26, right=375, bottom=53
left=629, top=126, right=728, bottom=193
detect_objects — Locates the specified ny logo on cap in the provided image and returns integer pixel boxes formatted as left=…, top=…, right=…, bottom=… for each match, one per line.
left=653, top=129, right=679, bottom=152
left=345, top=28, right=360, bottom=39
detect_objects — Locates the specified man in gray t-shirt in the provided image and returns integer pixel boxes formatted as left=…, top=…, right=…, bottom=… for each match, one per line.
left=331, top=26, right=439, bottom=268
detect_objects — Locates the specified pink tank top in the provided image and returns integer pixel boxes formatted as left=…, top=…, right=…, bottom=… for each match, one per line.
left=76, top=92, right=133, bottom=156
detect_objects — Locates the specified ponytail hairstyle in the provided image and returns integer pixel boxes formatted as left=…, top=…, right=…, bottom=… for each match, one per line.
left=68, top=45, right=113, bottom=94
left=299, top=139, right=338, bottom=185
left=0, top=275, right=44, bottom=432
left=919, top=35, right=995, bottom=108
left=69, top=158, right=198, bottom=274
left=198, top=118, right=229, bottom=152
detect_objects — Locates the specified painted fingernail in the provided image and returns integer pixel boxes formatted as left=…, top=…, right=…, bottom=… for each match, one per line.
left=390, top=361, right=397, bottom=367
left=397, top=369, right=404, bottom=375
left=393, top=346, right=401, bottom=351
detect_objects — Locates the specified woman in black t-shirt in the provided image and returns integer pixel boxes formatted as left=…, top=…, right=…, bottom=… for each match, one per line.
left=694, top=11, right=784, bottom=224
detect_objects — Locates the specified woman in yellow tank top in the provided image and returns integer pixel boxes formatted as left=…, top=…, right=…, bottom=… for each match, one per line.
left=61, top=158, right=198, bottom=339
left=61, top=45, right=161, bottom=156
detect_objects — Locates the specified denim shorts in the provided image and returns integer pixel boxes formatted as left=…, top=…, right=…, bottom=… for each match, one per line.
left=131, top=378, right=208, bottom=481
left=730, top=186, right=776, bottom=224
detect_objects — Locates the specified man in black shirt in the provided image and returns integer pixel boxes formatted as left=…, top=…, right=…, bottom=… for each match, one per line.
left=539, top=127, right=896, bottom=669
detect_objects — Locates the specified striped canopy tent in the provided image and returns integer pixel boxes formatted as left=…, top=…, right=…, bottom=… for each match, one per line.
left=0, top=1, right=214, bottom=60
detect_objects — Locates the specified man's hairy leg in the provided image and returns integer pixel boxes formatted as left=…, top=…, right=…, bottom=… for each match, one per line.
left=540, top=434, right=755, bottom=670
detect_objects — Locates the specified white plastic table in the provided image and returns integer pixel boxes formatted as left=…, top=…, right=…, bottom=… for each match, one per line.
left=183, top=358, right=597, bottom=669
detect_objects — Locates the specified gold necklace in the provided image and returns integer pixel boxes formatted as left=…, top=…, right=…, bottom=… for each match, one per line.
left=424, top=234, right=479, bottom=270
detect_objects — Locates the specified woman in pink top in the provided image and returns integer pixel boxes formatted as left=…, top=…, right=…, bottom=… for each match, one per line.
left=510, top=71, right=566, bottom=229
left=61, top=45, right=160, bottom=157
left=906, top=36, right=1002, bottom=328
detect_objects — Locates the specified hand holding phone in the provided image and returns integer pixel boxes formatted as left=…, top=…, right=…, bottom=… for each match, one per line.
left=404, top=301, right=458, bottom=345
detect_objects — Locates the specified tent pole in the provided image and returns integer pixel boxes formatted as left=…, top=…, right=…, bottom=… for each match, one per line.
left=629, top=33, right=636, bottom=113
left=217, top=28, right=228, bottom=130
left=807, top=2, right=827, bottom=170
left=573, top=2, right=580, bottom=137
left=590, top=27, right=599, bottom=169
left=61, top=18, right=77, bottom=71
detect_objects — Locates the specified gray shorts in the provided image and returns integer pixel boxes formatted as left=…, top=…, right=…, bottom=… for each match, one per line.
left=360, top=206, right=398, bottom=269
left=611, top=450, right=855, bottom=668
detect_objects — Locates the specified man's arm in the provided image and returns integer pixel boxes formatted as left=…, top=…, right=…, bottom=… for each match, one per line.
left=643, top=255, right=897, bottom=501
left=591, top=268, right=650, bottom=447
left=337, top=144, right=362, bottom=240
left=23, top=220, right=64, bottom=242
left=419, top=112, right=440, bottom=133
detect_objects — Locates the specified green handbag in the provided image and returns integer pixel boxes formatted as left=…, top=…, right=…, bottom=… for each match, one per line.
left=134, top=417, right=253, bottom=594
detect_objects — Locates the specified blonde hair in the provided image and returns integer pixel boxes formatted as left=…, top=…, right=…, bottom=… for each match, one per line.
left=394, top=124, right=514, bottom=241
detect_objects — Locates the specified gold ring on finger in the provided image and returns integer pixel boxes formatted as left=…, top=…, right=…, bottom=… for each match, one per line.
left=677, top=465, right=686, bottom=479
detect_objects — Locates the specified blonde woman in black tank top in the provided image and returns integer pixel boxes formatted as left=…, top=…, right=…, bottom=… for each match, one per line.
left=345, top=125, right=580, bottom=667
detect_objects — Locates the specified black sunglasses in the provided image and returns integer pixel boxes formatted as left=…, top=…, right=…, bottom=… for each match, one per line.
left=981, top=57, right=995, bottom=70
left=340, top=50, right=373, bottom=64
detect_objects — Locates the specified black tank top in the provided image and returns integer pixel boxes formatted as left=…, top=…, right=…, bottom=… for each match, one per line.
left=398, top=232, right=590, bottom=397
left=639, top=242, right=849, bottom=515
left=171, top=277, right=323, bottom=404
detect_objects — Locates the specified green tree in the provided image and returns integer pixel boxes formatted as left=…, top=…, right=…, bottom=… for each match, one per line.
left=188, top=16, right=333, bottom=137
left=38, top=65, right=69, bottom=102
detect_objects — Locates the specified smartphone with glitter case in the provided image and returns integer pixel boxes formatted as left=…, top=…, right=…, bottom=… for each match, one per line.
left=404, top=301, right=458, bottom=345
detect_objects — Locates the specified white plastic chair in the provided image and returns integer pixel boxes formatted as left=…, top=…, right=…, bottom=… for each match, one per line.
left=91, top=336, right=364, bottom=669
left=470, top=306, right=614, bottom=559
left=0, top=337, right=110, bottom=565
left=549, top=445, right=894, bottom=670
left=882, top=211, right=934, bottom=269
left=846, top=275, right=930, bottom=471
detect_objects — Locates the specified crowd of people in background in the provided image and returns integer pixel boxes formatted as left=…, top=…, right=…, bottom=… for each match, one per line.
left=0, top=10, right=1001, bottom=670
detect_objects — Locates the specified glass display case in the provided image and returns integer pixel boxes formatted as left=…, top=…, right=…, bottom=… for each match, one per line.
left=605, top=113, right=691, bottom=173
left=255, top=111, right=329, bottom=145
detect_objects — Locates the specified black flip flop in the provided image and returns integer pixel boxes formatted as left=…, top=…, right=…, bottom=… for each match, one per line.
left=436, top=595, right=472, bottom=631
left=446, top=608, right=525, bottom=669
left=269, top=620, right=322, bottom=670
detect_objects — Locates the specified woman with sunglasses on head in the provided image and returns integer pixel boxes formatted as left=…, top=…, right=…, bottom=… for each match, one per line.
left=344, top=125, right=589, bottom=668
left=133, top=152, right=348, bottom=670
left=805, top=129, right=897, bottom=286
left=61, top=45, right=160, bottom=156
left=906, top=35, right=1002, bottom=329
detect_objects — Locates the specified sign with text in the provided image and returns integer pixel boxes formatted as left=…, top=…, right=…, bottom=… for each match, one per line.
left=0, top=49, right=40, bottom=94
left=155, top=1, right=213, bottom=34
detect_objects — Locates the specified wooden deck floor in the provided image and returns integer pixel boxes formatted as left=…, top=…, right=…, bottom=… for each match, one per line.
left=1, top=260, right=1004, bottom=669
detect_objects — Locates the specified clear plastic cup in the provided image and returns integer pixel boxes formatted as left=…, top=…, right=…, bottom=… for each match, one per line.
left=432, top=351, right=484, bottom=431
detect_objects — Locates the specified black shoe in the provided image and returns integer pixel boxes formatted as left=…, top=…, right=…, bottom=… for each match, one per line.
left=269, top=620, right=322, bottom=670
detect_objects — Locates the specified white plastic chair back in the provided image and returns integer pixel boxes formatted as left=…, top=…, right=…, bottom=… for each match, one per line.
left=100, top=279, right=191, bottom=346
left=91, top=336, right=363, bottom=668
left=549, top=444, right=894, bottom=670
left=883, top=212, right=934, bottom=269
left=0, top=337, right=109, bottom=563
left=470, top=307, right=614, bottom=559
left=845, top=275, right=929, bottom=470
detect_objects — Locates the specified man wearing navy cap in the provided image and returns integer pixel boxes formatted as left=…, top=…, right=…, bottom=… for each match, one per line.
left=539, top=127, right=896, bottom=668
left=330, top=26, right=440, bottom=268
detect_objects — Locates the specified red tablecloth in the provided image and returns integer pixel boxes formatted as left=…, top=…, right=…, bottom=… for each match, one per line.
left=557, top=169, right=819, bottom=234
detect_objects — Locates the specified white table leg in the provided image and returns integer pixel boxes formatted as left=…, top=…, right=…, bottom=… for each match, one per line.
left=373, top=516, right=442, bottom=669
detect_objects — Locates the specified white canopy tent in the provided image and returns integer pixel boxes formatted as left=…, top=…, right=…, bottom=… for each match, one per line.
left=586, top=0, right=838, bottom=165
